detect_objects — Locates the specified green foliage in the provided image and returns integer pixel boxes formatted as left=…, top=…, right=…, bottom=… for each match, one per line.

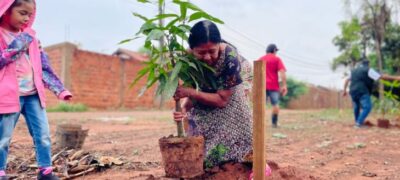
left=373, top=80, right=400, bottom=118
left=204, top=144, right=229, bottom=168
left=124, top=0, right=224, bottom=102
left=47, top=103, right=88, bottom=112
left=335, top=1, right=400, bottom=75
left=382, top=24, right=400, bottom=73
left=332, top=18, right=364, bottom=70
left=280, top=77, right=308, bottom=108
left=123, top=0, right=223, bottom=137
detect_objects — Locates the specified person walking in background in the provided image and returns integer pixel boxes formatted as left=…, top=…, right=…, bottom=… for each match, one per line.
left=343, top=59, right=400, bottom=128
left=0, top=0, right=72, bottom=179
left=258, top=44, right=287, bottom=128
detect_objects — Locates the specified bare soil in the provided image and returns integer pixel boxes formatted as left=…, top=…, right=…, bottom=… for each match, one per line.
left=6, top=109, right=400, bottom=179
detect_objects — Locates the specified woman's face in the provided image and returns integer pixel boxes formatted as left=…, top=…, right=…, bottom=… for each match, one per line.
left=192, top=42, right=220, bottom=66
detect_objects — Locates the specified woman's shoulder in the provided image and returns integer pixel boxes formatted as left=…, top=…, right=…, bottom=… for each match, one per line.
left=220, top=43, right=239, bottom=60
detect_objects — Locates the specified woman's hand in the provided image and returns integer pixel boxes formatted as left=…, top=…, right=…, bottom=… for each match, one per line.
left=174, top=86, right=195, bottom=100
left=173, top=111, right=187, bottom=122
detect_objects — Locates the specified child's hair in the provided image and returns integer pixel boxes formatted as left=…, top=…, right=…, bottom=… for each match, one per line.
left=188, top=20, right=222, bottom=49
left=11, top=0, right=34, bottom=8
left=0, top=0, right=34, bottom=22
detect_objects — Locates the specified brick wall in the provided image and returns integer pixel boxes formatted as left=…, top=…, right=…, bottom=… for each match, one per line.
left=287, top=85, right=352, bottom=109
left=43, top=42, right=168, bottom=109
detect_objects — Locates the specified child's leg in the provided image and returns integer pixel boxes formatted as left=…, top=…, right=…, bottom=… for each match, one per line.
left=0, top=113, right=21, bottom=172
left=21, top=95, right=52, bottom=169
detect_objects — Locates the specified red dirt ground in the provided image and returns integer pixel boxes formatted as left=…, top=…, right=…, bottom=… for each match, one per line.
left=6, top=109, right=400, bottom=179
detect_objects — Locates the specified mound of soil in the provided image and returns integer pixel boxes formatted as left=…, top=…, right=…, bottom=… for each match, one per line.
left=189, top=160, right=317, bottom=180
left=270, top=166, right=319, bottom=180
left=364, top=120, right=375, bottom=127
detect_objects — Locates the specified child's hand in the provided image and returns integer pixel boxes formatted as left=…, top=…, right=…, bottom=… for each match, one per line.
left=58, top=91, right=73, bottom=101
left=64, top=95, right=72, bottom=101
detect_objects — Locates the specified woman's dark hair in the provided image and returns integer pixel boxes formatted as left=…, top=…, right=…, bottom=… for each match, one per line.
left=188, top=20, right=222, bottom=49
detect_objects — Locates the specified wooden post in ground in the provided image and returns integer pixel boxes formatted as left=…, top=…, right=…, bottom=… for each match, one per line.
left=253, top=60, right=266, bottom=180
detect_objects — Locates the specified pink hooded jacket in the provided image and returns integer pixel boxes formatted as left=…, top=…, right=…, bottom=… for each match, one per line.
left=0, top=0, right=71, bottom=114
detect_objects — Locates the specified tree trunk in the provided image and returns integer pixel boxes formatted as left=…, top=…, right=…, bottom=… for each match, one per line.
left=374, top=37, right=384, bottom=98
left=175, top=99, right=185, bottom=137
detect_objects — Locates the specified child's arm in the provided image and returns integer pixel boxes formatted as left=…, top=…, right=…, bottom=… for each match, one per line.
left=0, top=33, right=33, bottom=69
left=41, top=50, right=72, bottom=100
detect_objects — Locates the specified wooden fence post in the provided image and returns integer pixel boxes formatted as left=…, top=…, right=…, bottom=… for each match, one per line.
left=253, top=60, right=266, bottom=180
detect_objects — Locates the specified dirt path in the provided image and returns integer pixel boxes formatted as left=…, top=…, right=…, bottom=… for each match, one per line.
left=7, top=109, right=400, bottom=179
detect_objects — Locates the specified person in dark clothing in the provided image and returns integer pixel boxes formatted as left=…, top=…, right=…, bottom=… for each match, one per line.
left=343, top=60, right=400, bottom=128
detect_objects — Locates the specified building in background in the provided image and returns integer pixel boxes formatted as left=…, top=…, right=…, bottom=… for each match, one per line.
left=44, top=42, right=162, bottom=109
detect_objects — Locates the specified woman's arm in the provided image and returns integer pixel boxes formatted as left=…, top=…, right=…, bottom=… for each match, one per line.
left=175, top=86, right=232, bottom=108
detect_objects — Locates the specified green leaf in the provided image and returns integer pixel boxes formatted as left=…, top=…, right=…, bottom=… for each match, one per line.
left=137, top=0, right=150, bottom=3
left=136, top=22, right=157, bottom=35
left=146, top=29, right=165, bottom=41
left=170, top=26, right=189, bottom=41
left=179, top=2, right=187, bottom=21
left=146, top=68, right=156, bottom=86
left=130, top=64, right=151, bottom=88
left=132, top=12, right=148, bottom=21
left=188, top=12, right=224, bottom=24
left=188, top=12, right=206, bottom=22
left=170, top=61, right=183, bottom=81
left=118, top=36, right=142, bottom=45
left=178, top=24, right=191, bottom=33
left=188, top=73, right=200, bottom=89
left=146, top=76, right=159, bottom=88
left=168, top=36, right=181, bottom=51
left=162, top=75, right=179, bottom=100
left=185, top=1, right=202, bottom=12
left=183, top=60, right=198, bottom=71
left=156, top=74, right=168, bottom=97
left=149, top=14, right=179, bottom=22
left=144, top=40, right=152, bottom=49
left=165, top=18, right=180, bottom=29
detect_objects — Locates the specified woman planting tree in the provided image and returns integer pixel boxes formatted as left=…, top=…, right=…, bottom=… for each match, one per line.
left=173, top=20, right=271, bottom=177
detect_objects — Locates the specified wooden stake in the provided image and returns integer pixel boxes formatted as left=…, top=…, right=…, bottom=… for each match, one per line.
left=253, top=60, right=266, bottom=180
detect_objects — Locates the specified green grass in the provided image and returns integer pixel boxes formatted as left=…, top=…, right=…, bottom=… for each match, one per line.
left=301, top=109, right=353, bottom=122
left=47, top=103, right=88, bottom=112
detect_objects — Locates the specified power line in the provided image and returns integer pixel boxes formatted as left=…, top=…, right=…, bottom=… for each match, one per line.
left=140, top=1, right=341, bottom=74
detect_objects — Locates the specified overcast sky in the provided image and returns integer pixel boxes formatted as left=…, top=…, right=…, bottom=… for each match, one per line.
left=34, top=0, right=349, bottom=89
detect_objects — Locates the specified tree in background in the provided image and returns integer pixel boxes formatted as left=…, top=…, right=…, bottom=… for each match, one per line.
left=382, top=24, right=400, bottom=74
left=280, top=77, right=308, bottom=108
left=332, top=18, right=364, bottom=70
left=335, top=0, right=400, bottom=98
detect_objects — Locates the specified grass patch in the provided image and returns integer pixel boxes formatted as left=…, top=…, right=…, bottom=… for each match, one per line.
left=47, top=103, right=88, bottom=112
left=303, top=109, right=353, bottom=122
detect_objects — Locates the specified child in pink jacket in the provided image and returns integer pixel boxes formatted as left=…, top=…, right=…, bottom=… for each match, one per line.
left=0, top=0, right=71, bottom=179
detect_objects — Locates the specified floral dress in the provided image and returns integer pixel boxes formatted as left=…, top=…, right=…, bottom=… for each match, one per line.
left=239, top=55, right=253, bottom=92
left=187, top=44, right=253, bottom=168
